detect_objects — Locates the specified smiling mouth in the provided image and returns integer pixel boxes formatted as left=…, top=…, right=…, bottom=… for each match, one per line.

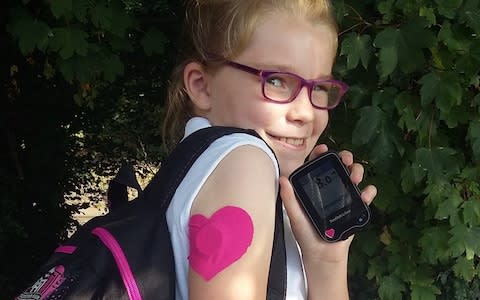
left=269, top=134, right=306, bottom=147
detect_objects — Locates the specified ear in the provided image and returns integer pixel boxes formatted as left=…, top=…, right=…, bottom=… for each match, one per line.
left=183, top=61, right=212, bottom=112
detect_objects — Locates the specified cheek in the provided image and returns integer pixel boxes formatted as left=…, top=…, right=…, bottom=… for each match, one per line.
left=313, top=110, right=329, bottom=136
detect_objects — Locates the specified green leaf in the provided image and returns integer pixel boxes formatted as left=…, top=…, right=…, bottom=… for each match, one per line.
left=401, top=166, right=416, bottom=193
left=395, top=92, right=421, bottom=132
left=448, top=224, right=480, bottom=258
left=413, top=147, right=459, bottom=182
left=367, top=256, right=388, bottom=280
left=72, top=0, right=90, bottom=22
left=378, top=275, right=405, bottom=300
left=58, top=55, right=97, bottom=82
left=419, top=226, right=451, bottom=263
left=340, top=33, right=372, bottom=70
left=419, top=72, right=463, bottom=112
left=50, top=28, right=89, bottom=59
left=91, top=1, right=112, bottom=30
left=374, top=18, right=435, bottom=77
left=141, top=28, right=167, bottom=56
left=354, top=230, right=380, bottom=256
left=370, top=176, right=402, bottom=212
left=369, top=127, right=398, bottom=168
left=373, top=28, right=399, bottom=77
left=453, top=255, right=477, bottom=281
left=7, top=15, right=51, bottom=54
left=459, top=0, right=480, bottom=34
left=377, top=0, right=395, bottom=23
left=434, top=0, right=463, bottom=19
left=50, top=0, right=72, bottom=19
left=419, top=7, right=437, bottom=26
left=462, top=199, right=480, bottom=226
left=434, top=189, right=463, bottom=220
left=467, top=120, right=480, bottom=161
left=50, top=28, right=88, bottom=59
left=438, top=21, right=471, bottom=52
left=411, top=284, right=441, bottom=300
left=352, top=106, right=386, bottom=145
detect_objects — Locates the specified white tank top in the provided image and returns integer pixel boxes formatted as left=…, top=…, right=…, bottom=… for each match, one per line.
left=166, top=117, right=307, bottom=300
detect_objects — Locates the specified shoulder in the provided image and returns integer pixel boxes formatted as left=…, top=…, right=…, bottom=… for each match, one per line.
left=191, top=143, right=278, bottom=217
left=188, top=144, right=278, bottom=299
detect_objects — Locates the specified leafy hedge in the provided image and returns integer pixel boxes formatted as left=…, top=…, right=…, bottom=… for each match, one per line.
left=3, top=0, right=480, bottom=299
left=330, top=1, right=480, bottom=299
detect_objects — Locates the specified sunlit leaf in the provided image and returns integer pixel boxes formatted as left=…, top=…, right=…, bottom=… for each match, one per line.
left=453, top=255, right=477, bottom=281
left=413, top=147, right=459, bottom=181
left=411, top=284, right=441, bottom=300
left=448, top=224, right=480, bottom=258
left=419, top=226, right=451, bottom=263
left=419, top=71, right=462, bottom=112
left=378, top=275, right=405, bottom=300
left=340, top=33, right=372, bottom=70
left=462, top=198, right=480, bottom=226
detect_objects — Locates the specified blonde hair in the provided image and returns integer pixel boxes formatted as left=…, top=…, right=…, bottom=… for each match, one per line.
left=162, top=0, right=338, bottom=148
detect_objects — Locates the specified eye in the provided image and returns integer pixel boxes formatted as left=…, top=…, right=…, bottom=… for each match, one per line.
left=312, top=82, right=329, bottom=93
left=266, top=76, right=286, bottom=88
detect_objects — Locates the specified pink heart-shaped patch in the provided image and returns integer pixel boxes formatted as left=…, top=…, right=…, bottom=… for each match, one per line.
left=188, top=206, right=254, bottom=281
left=325, top=228, right=335, bottom=239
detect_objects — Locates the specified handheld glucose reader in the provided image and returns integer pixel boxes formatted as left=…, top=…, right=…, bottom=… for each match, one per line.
left=289, top=151, right=371, bottom=242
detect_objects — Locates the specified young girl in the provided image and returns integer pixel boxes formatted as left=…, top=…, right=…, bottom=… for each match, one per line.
left=163, top=0, right=377, bottom=299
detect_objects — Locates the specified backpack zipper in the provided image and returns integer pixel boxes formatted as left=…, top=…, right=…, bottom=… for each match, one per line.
left=92, top=227, right=142, bottom=300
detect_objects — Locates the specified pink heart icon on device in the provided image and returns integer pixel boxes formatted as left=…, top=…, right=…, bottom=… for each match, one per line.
left=325, top=228, right=335, bottom=239
left=188, top=206, right=254, bottom=281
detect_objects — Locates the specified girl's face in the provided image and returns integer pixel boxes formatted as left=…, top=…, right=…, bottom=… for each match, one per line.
left=205, top=12, right=338, bottom=176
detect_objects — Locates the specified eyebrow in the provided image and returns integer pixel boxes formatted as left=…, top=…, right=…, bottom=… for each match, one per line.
left=252, top=61, right=333, bottom=80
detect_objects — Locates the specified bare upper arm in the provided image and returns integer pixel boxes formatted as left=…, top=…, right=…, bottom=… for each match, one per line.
left=188, top=145, right=277, bottom=300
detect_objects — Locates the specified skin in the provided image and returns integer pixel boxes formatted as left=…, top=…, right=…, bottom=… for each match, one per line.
left=184, top=11, right=377, bottom=300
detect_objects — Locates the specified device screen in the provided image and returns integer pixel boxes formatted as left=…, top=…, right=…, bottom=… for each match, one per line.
left=296, top=160, right=352, bottom=219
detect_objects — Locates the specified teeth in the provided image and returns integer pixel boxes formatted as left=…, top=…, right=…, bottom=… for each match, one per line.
left=278, top=137, right=304, bottom=146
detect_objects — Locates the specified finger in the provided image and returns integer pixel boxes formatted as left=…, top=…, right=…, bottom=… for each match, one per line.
left=349, top=162, right=364, bottom=185
left=308, top=144, right=329, bottom=160
left=338, top=150, right=353, bottom=166
left=361, top=185, right=377, bottom=206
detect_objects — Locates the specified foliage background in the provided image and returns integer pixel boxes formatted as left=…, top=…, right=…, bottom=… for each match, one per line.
left=2, top=0, right=479, bottom=299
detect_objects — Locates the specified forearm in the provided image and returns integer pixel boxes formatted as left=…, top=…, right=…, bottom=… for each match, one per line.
left=304, top=257, right=349, bottom=300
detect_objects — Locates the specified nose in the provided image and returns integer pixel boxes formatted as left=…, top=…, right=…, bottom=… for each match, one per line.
left=286, top=86, right=315, bottom=123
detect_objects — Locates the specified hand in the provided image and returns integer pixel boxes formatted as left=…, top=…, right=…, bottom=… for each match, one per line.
left=279, top=144, right=377, bottom=264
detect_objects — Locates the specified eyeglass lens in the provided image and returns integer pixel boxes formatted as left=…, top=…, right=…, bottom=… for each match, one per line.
left=264, top=73, right=341, bottom=108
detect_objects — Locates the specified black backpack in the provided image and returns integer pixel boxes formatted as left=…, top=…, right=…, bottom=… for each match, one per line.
left=16, top=126, right=287, bottom=300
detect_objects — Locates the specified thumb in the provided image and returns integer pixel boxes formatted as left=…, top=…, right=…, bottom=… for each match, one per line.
left=279, top=176, right=309, bottom=230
